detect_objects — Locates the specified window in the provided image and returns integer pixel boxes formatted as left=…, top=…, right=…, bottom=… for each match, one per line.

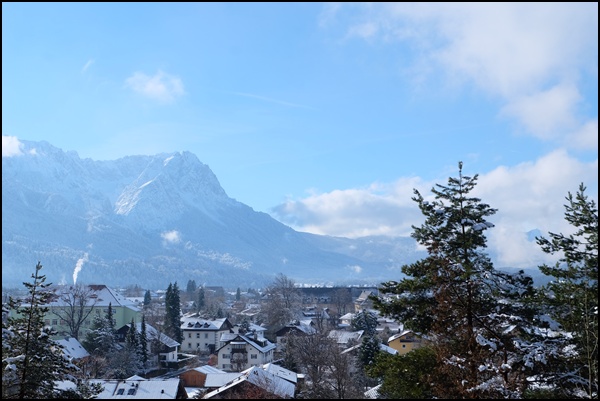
left=188, top=333, right=191, bottom=338
left=45, top=319, right=50, bottom=326
left=116, top=389, right=124, bottom=395
left=402, top=344, right=406, bottom=348
left=196, top=343, right=200, bottom=348
left=188, top=343, right=192, bottom=348
left=205, top=333, right=208, bottom=338
left=60, top=320, right=66, bottom=325
left=52, top=319, right=58, bottom=326
left=127, top=388, right=136, bottom=395
left=250, top=354, right=257, bottom=360
left=196, top=333, right=200, bottom=338
left=223, top=354, right=230, bottom=359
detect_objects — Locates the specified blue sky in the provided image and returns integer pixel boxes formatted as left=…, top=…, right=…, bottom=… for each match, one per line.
left=2, top=3, right=598, bottom=269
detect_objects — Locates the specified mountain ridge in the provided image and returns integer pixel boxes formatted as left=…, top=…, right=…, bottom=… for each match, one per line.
left=3, top=139, right=427, bottom=290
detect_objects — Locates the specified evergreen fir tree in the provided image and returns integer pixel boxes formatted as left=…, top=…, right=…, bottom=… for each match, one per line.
left=188, top=280, right=198, bottom=294
left=371, top=162, right=544, bottom=398
left=358, top=334, right=381, bottom=368
left=2, top=262, right=101, bottom=399
left=351, top=310, right=378, bottom=337
left=106, top=302, right=115, bottom=332
left=165, top=282, right=182, bottom=344
left=535, top=183, right=598, bottom=398
left=143, top=290, right=152, bottom=308
left=82, top=307, right=116, bottom=358
left=126, top=318, right=138, bottom=349
left=239, top=319, right=250, bottom=335
left=140, top=315, right=148, bottom=368
left=197, top=286, right=205, bottom=312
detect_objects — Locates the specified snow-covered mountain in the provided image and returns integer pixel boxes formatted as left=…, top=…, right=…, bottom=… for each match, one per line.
left=2, top=140, right=426, bottom=290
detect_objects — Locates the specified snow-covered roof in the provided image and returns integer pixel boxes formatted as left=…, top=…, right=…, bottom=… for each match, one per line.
left=180, top=315, right=230, bottom=331
left=217, top=333, right=276, bottom=353
left=388, top=329, right=420, bottom=343
left=364, top=384, right=382, bottom=399
left=191, top=365, right=226, bottom=375
left=48, top=285, right=139, bottom=311
left=379, top=343, right=398, bottom=355
left=202, top=366, right=295, bottom=399
left=90, top=378, right=182, bottom=399
left=339, top=312, right=355, bottom=321
left=262, top=363, right=298, bottom=384
left=56, top=337, right=90, bottom=360
left=131, top=322, right=180, bottom=348
left=203, top=372, right=243, bottom=388
left=328, top=329, right=364, bottom=345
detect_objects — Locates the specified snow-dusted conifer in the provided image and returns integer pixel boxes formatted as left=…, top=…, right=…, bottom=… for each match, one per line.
left=2, top=262, right=101, bottom=399
left=534, top=183, right=598, bottom=398
left=371, top=162, right=545, bottom=398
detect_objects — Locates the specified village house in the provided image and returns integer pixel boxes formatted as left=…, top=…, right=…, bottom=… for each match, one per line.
left=116, top=322, right=181, bottom=367
left=274, top=319, right=316, bottom=354
left=179, top=313, right=234, bottom=355
left=216, top=332, right=276, bottom=372
left=179, top=365, right=240, bottom=388
left=37, top=284, right=142, bottom=340
left=387, top=329, right=427, bottom=355
left=202, top=365, right=295, bottom=399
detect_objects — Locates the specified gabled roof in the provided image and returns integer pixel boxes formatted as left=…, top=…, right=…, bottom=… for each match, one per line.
left=180, top=315, right=231, bottom=331
left=203, top=372, right=243, bottom=388
left=217, top=333, right=276, bottom=354
left=364, top=383, right=382, bottom=399
left=328, top=329, right=364, bottom=345
left=355, top=290, right=376, bottom=302
left=56, top=337, right=90, bottom=360
left=122, top=322, right=180, bottom=348
left=202, top=366, right=295, bottom=399
left=191, top=365, right=226, bottom=375
left=262, top=363, right=298, bottom=384
left=275, top=321, right=316, bottom=336
left=379, top=343, right=398, bottom=355
left=388, top=329, right=422, bottom=343
left=89, top=377, right=183, bottom=399
left=47, top=285, right=140, bottom=311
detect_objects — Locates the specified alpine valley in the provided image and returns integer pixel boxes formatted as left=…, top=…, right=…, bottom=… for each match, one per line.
left=3, top=140, right=430, bottom=290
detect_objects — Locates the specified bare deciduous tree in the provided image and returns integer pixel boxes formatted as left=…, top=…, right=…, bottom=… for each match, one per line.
left=261, top=274, right=302, bottom=335
left=51, top=283, right=97, bottom=340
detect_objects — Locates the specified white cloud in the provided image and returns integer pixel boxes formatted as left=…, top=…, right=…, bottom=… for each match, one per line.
left=161, top=230, right=181, bottom=244
left=125, top=70, right=185, bottom=103
left=272, top=151, right=597, bottom=269
left=500, top=84, right=581, bottom=141
left=2, top=136, right=24, bottom=157
left=326, top=3, right=598, bottom=145
left=567, top=119, right=598, bottom=151
left=272, top=176, right=428, bottom=238
left=347, top=265, right=363, bottom=274
left=2, top=136, right=36, bottom=157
